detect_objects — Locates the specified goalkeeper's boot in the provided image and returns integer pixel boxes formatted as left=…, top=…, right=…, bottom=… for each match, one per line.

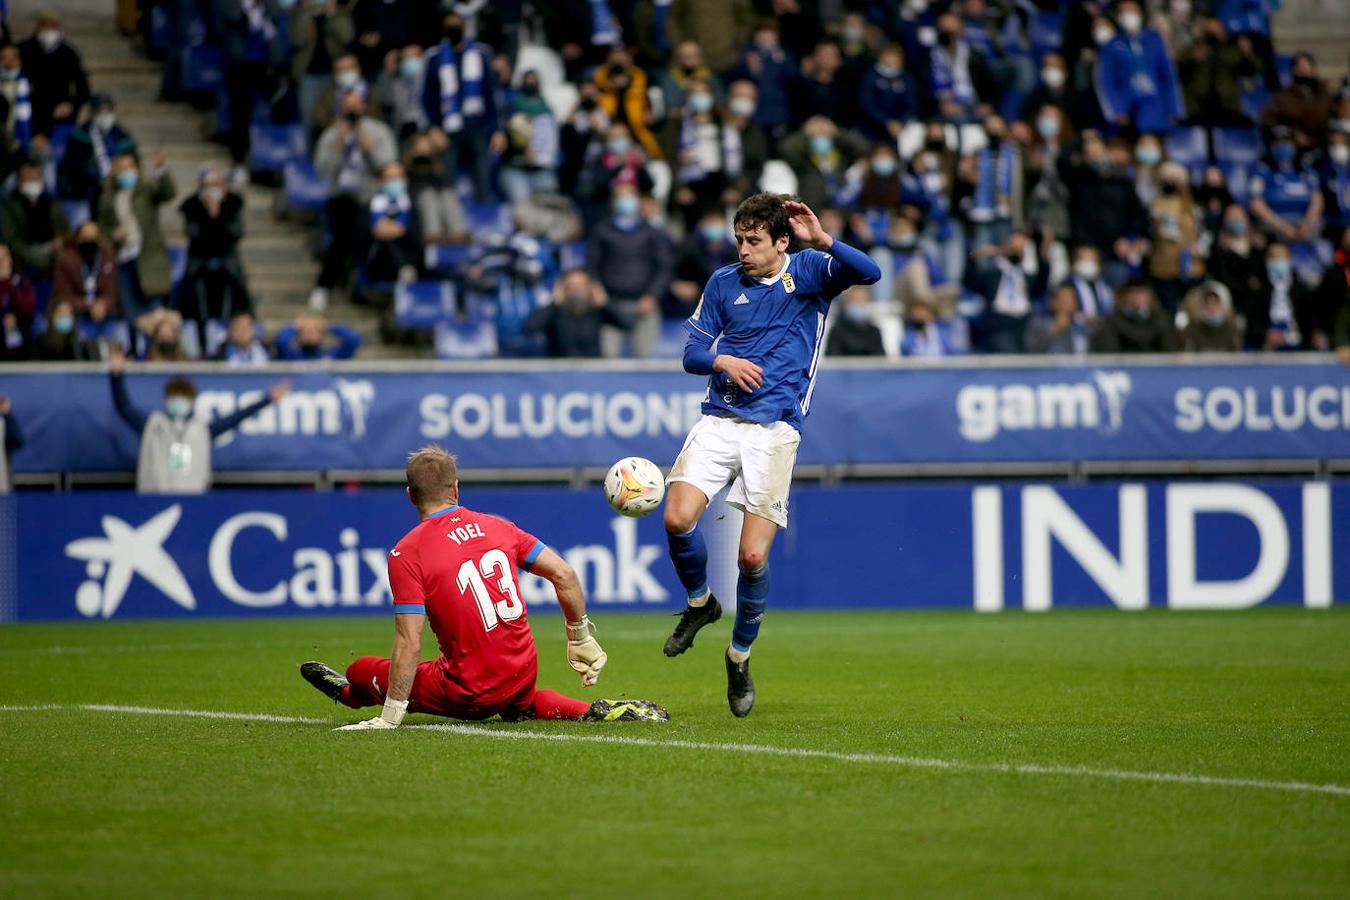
left=300, top=661, right=349, bottom=703
left=585, top=698, right=671, bottom=722
left=725, top=650, right=755, bottom=718
left=662, top=594, right=722, bottom=657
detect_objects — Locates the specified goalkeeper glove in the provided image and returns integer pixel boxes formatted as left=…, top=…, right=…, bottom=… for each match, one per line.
left=334, top=697, right=407, bottom=731
left=566, top=616, right=607, bottom=687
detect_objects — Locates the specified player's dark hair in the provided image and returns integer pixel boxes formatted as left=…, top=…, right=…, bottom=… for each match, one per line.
left=733, top=192, right=792, bottom=243
left=407, top=444, right=459, bottom=507
left=163, top=377, right=197, bottom=399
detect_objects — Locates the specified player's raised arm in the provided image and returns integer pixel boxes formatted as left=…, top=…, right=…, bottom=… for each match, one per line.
left=528, top=547, right=608, bottom=687
left=784, top=199, right=881, bottom=288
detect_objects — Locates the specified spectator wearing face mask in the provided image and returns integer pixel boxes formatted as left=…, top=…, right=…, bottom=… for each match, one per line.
left=1063, top=245, right=1115, bottom=326
left=1180, top=16, right=1263, bottom=127
left=178, top=166, right=251, bottom=325
left=276, top=312, right=361, bottom=360
left=136, top=307, right=192, bottom=362
left=1180, top=282, right=1243, bottom=352
left=215, top=0, right=289, bottom=187
left=732, top=25, right=797, bottom=139
left=17, top=13, right=89, bottom=137
left=0, top=160, right=69, bottom=279
left=367, top=161, right=419, bottom=284
left=900, top=295, right=964, bottom=358
left=213, top=310, right=271, bottom=365
left=372, top=44, right=430, bottom=140
left=36, top=298, right=97, bottom=360
left=1194, top=165, right=1236, bottom=240
left=98, top=152, right=176, bottom=322
left=311, top=53, right=369, bottom=144
left=827, top=286, right=885, bottom=357
left=421, top=12, right=506, bottom=202
left=779, top=116, right=870, bottom=212
left=927, top=11, right=996, bottom=121
left=1147, top=161, right=1203, bottom=315
left=1208, top=204, right=1265, bottom=325
left=1317, top=129, right=1350, bottom=240
left=575, top=122, right=654, bottom=229
left=1025, top=284, right=1091, bottom=356
left=965, top=231, right=1050, bottom=354
left=903, top=131, right=964, bottom=285
left=0, top=244, right=36, bottom=360
left=0, top=44, right=34, bottom=164
left=843, top=146, right=904, bottom=220
left=525, top=268, right=631, bottom=359
left=401, top=131, right=466, bottom=244
left=1064, top=132, right=1149, bottom=286
left=289, top=0, right=357, bottom=136
left=1094, top=0, right=1184, bottom=133
left=1024, top=105, right=1072, bottom=247
left=1262, top=53, right=1333, bottom=149
left=108, top=347, right=290, bottom=494
left=500, top=70, right=560, bottom=203
left=58, top=94, right=137, bottom=208
left=592, top=47, right=660, bottom=161
left=1092, top=277, right=1179, bottom=353
left=664, top=79, right=737, bottom=229
left=669, top=210, right=737, bottom=319
left=721, top=80, right=769, bottom=199
left=559, top=82, right=611, bottom=196
left=796, top=41, right=854, bottom=128
left=958, top=114, right=1021, bottom=250
left=586, top=185, right=671, bottom=359
left=52, top=223, right=118, bottom=324
left=1253, top=242, right=1323, bottom=351
left=1249, top=129, right=1324, bottom=255
left=659, top=41, right=722, bottom=116
left=858, top=44, right=916, bottom=143
left=1020, top=53, right=1073, bottom=125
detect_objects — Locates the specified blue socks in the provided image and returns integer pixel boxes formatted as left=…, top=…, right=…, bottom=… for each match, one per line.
left=666, top=526, right=709, bottom=602
left=731, top=563, right=769, bottom=653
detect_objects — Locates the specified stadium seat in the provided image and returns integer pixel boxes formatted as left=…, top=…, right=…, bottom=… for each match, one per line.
left=1213, top=128, right=1263, bottom=166
left=249, top=123, right=307, bottom=173
left=1164, top=127, right=1209, bottom=171
left=61, top=200, right=91, bottom=229
left=434, top=315, right=497, bottom=359
left=395, top=280, right=458, bottom=329
left=282, top=161, right=330, bottom=213
left=1240, top=88, right=1271, bottom=124
left=423, top=243, right=476, bottom=273
left=463, top=200, right=512, bottom=233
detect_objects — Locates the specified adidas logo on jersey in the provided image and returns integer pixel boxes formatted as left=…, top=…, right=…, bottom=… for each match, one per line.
left=734, top=292, right=750, bottom=305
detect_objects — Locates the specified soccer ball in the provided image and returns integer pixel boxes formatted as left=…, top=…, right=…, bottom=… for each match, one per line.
left=603, top=457, right=665, bottom=518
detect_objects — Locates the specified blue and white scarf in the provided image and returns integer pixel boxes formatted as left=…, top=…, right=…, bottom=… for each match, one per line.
left=438, top=41, right=486, bottom=133
left=931, top=43, right=973, bottom=107
left=91, top=123, right=115, bottom=178
left=589, top=0, right=621, bottom=46
left=991, top=256, right=1030, bottom=316
left=4, top=72, right=30, bottom=149
left=369, top=189, right=411, bottom=230
left=676, top=116, right=742, bottom=184
left=1071, top=275, right=1112, bottom=318
left=970, top=142, right=1015, bottom=222
left=336, top=132, right=366, bottom=194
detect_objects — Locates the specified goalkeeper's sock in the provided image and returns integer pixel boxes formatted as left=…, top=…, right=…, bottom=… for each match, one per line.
left=531, top=689, right=591, bottom=721
left=666, top=525, right=709, bottom=604
left=731, top=562, right=769, bottom=651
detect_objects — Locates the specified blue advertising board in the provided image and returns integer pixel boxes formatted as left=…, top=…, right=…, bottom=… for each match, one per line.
left=5, top=480, right=1344, bottom=622
left=1, top=360, right=1348, bottom=473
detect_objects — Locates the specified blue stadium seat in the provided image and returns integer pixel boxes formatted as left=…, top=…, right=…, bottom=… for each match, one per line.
left=181, top=45, right=224, bottom=93
left=49, top=121, right=74, bottom=165
left=1164, top=127, right=1209, bottom=170
left=1028, top=10, right=1065, bottom=56
left=434, top=315, right=497, bottom=359
left=423, top=243, right=476, bottom=273
left=167, top=246, right=187, bottom=287
left=1240, top=88, right=1270, bottom=124
left=250, top=123, right=307, bottom=172
left=653, top=320, right=689, bottom=359
left=395, top=280, right=457, bottom=329
left=1213, top=128, right=1263, bottom=166
left=1275, top=53, right=1293, bottom=87
left=557, top=239, right=587, bottom=271
left=61, top=200, right=90, bottom=229
left=1220, top=163, right=1252, bottom=202
left=282, top=161, right=330, bottom=213
left=463, top=200, right=512, bottom=233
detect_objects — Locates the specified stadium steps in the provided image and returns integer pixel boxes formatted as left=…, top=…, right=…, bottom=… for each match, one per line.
left=13, top=2, right=405, bottom=359
left=1273, top=0, right=1350, bottom=81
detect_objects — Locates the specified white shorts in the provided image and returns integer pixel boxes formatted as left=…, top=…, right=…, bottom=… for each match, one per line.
left=667, top=415, right=802, bottom=529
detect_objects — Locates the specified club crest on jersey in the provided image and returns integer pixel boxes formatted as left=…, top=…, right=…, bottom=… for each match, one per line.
left=782, top=272, right=796, bottom=293
left=733, top=292, right=750, bottom=305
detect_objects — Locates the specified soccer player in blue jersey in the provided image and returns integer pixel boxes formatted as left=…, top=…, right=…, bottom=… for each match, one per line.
left=661, top=192, right=881, bottom=716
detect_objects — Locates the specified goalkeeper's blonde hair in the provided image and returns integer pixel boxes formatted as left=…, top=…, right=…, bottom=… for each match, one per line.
left=406, top=444, right=459, bottom=507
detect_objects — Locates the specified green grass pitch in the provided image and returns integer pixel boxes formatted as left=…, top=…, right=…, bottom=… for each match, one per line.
left=2, top=607, right=1348, bottom=898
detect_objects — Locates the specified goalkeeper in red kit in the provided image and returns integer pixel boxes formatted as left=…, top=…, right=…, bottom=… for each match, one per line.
left=301, top=445, right=668, bottom=727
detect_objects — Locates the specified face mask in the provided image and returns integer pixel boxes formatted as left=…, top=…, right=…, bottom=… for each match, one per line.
left=580, top=96, right=599, bottom=112
left=845, top=305, right=871, bottom=323
left=1267, top=259, right=1291, bottom=279
left=876, top=63, right=901, bottom=79
left=871, top=157, right=897, bottom=177
left=1093, top=26, right=1115, bottom=46
left=606, top=137, right=630, bottom=155
left=78, top=240, right=99, bottom=263
left=843, top=25, right=865, bottom=44
left=1272, top=142, right=1296, bottom=163
left=938, top=31, right=958, bottom=48
left=729, top=96, right=755, bottom=118
left=1332, top=145, right=1350, bottom=166
left=1037, top=116, right=1060, bottom=139
left=1118, top=11, right=1143, bottom=35
left=384, top=178, right=407, bottom=198
left=201, top=187, right=225, bottom=204
left=1160, top=181, right=1178, bottom=195
left=1088, top=156, right=1110, bottom=174
left=37, top=30, right=61, bottom=51
left=521, top=82, right=541, bottom=97
left=888, top=235, right=918, bottom=251
left=1135, top=146, right=1161, bottom=166
left=155, top=340, right=180, bottom=357
left=563, top=292, right=589, bottom=312
left=443, top=26, right=464, bottom=44
left=1224, top=218, right=1248, bottom=236
left=688, top=93, right=713, bottom=114
left=1295, top=75, right=1318, bottom=89
left=700, top=223, right=724, bottom=243
left=165, top=396, right=192, bottom=418
left=0, top=68, right=18, bottom=81
left=94, top=111, right=116, bottom=131
left=809, top=135, right=834, bottom=155
left=335, top=70, right=359, bottom=90
left=1042, top=67, right=1066, bottom=90
left=344, top=110, right=361, bottom=124
left=400, top=57, right=423, bottom=79
left=903, top=317, right=928, bottom=331
left=1201, top=307, right=1227, bottom=326
left=53, top=314, right=74, bottom=334
left=115, top=170, right=138, bottom=191
left=614, top=194, right=639, bottom=217
left=18, top=181, right=42, bottom=201
left=1074, top=259, right=1100, bottom=280
left=1124, top=305, right=1150, bottom=321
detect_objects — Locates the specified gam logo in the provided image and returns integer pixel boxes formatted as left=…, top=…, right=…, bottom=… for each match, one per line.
left=957, top=370, right=1131, bottom=443
left=198, top=378, right=376, bottom=446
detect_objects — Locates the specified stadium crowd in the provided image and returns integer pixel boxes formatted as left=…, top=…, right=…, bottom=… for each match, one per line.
left=1, top=0, right=1349, bottom=361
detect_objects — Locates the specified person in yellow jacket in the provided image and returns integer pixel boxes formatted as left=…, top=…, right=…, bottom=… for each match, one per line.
left=594, top=48, right=662, bottom=161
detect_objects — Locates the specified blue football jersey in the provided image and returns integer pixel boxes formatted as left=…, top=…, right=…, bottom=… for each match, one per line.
left=685, top=249, right=868, bottom=431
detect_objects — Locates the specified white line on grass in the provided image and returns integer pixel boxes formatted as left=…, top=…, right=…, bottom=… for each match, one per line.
left=3, top=703, right=1347, bottom=799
